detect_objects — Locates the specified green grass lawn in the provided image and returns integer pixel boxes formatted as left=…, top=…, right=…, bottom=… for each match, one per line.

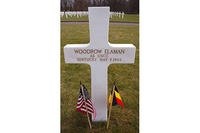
left=61, top=14, right=139, bottom=23
left=61, top=23, right=139, bottom=133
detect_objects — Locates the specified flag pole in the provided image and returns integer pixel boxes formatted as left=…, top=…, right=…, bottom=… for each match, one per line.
left=107, top=81, right=116, bottom=129
left=80, top=82, right=92, bottom=129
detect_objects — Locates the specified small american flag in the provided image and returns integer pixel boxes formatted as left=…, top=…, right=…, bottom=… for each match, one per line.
left=76, top=84, right=96, bottom=118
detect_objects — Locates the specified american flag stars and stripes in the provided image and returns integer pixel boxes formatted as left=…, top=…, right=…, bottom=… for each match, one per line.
left=76, top=84, right=96, bottom=119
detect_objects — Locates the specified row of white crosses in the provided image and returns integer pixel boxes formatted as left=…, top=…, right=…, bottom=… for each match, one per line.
left=110, top=12, right=125, bottom=19
left=61, top=11, right=88, bottom=18
left=60, top=11, right=125, bottom=19
left=64, top=7, right=136, bottom=122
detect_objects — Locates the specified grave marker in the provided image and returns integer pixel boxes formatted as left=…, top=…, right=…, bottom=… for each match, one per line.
left=64, top=7, right=136, bottom=122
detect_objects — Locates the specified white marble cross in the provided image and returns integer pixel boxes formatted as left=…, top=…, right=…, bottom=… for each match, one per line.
left=64, top=7, right=136, bottom=122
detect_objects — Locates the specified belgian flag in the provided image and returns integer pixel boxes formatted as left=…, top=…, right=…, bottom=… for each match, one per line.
left=108, top=85, right=124, bottom=108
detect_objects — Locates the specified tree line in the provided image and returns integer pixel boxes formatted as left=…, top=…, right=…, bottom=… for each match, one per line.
left=61, top=0, right=139, bottom=14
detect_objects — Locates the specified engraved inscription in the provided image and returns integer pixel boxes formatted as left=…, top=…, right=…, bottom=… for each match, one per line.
left=74, top=48, right=126, bottom=62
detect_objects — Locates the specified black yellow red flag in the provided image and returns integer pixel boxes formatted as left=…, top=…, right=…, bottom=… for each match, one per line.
left=108, top=85, right=124, bottom=108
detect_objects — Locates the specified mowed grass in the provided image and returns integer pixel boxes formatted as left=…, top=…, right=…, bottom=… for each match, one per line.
left=61, top=23, right=139, bottom=133
left=61, top=14, right=139, bottom=23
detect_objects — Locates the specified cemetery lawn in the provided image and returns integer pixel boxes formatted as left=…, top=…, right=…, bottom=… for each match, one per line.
left=61, top=23, right=139, bottom=133
left=61, top=14, right=139, bottom=23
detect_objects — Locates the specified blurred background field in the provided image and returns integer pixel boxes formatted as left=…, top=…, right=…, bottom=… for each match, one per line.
left=61, top=20, right=139, bottom=132
left=61, top=14, right=139, bottom=23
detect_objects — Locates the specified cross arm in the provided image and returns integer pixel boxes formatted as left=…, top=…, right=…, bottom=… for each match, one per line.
left=64, top=44, right=91, bottom=64
left=108, top=43, right=136, bottom=64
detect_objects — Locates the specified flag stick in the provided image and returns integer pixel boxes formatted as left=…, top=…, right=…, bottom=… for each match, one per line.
left=106, top=82, right=116, bottom=129
left=80, top=83, right=92, bottom=129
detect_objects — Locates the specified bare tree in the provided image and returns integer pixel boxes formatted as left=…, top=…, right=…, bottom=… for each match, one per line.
left=60, top=0, right=139, bottom=14
left=74, top=0, right=89, bottom=11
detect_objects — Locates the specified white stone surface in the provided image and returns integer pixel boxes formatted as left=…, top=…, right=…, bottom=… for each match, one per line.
left=64, top=7, right=136, bottom=122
